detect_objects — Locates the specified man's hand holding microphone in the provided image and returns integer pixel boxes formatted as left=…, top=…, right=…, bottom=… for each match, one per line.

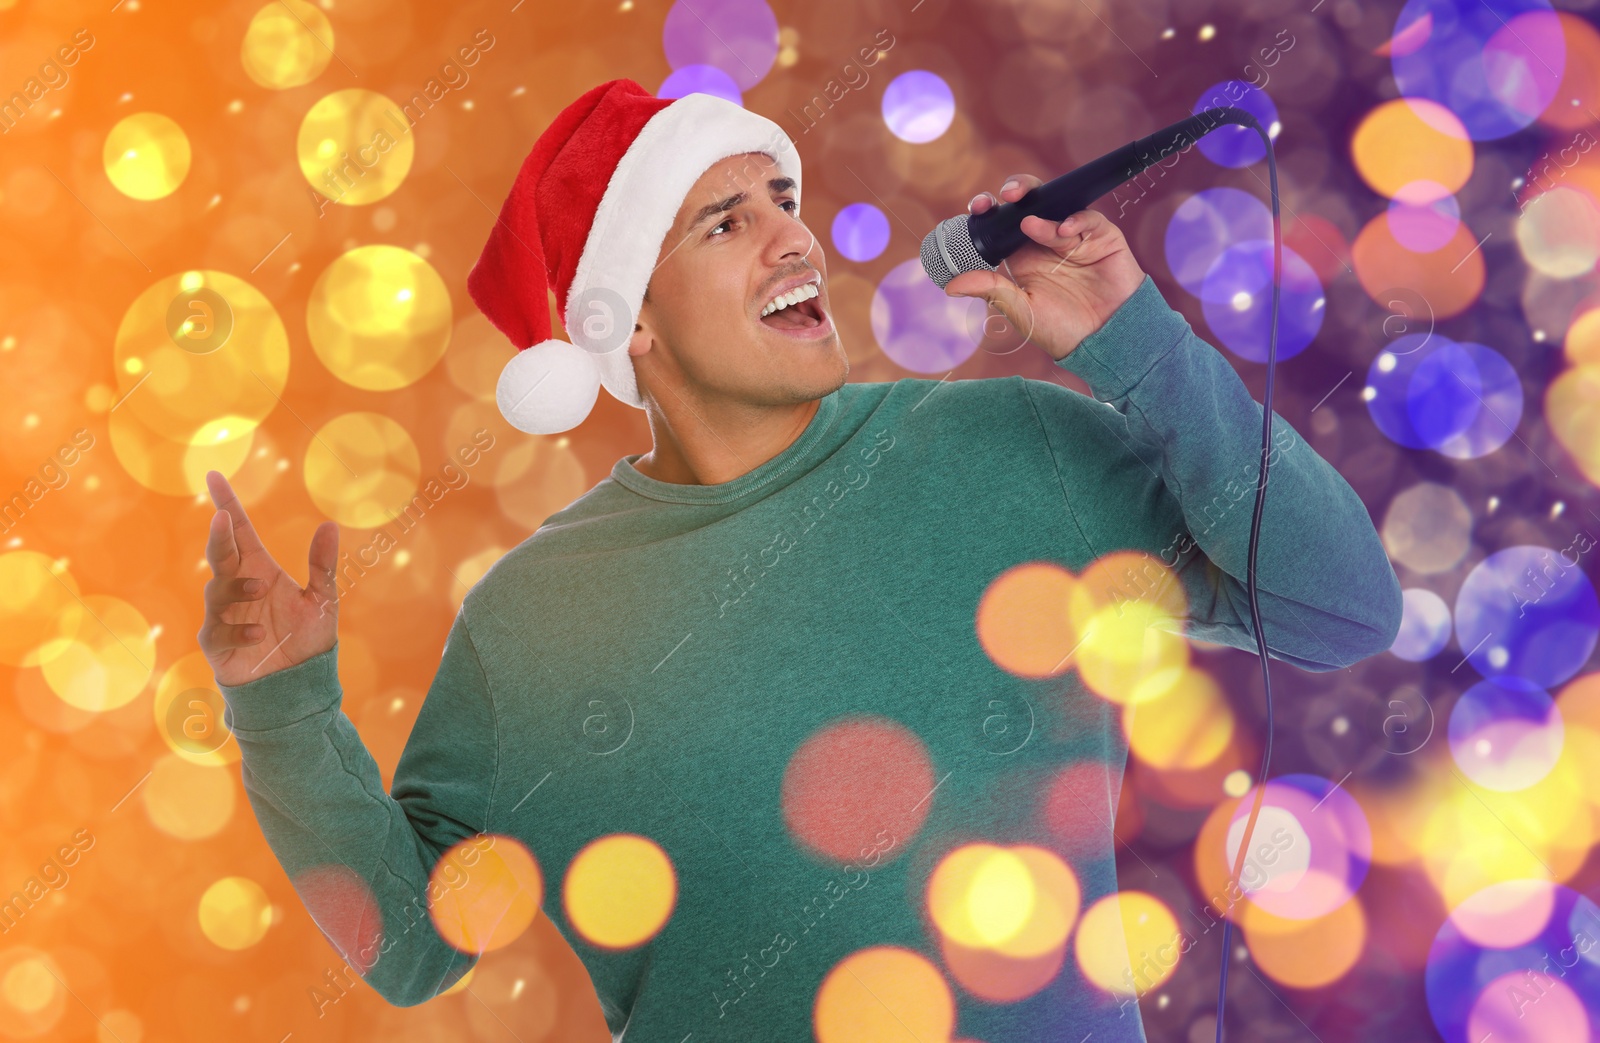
left=197, top=469, right=341, bottom=687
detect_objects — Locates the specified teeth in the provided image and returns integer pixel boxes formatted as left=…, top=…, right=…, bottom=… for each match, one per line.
left=760, top=282, right=819, bottom=318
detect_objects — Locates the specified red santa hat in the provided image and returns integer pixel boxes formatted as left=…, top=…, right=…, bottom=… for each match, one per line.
left=466, top=78, right=803, bottom=434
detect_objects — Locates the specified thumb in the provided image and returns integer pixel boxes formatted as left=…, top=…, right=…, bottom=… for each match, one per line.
left=306, top=520, right=339, bottom=605
left=945, top=270, right=1018, bottom=312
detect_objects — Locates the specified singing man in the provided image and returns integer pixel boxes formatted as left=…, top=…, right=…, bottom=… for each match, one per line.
left=199, top=79, right=1401, bottom=1042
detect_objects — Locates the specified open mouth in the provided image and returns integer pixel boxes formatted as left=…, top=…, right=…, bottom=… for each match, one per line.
left=758, top=295, right=824, bottom=331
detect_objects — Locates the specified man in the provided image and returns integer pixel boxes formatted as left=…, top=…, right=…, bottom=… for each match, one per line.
left=199, top=79, right=1401, bottom=1041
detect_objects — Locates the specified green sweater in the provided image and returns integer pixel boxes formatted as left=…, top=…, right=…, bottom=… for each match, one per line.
left=218, top=274, right=1401, bottom=1042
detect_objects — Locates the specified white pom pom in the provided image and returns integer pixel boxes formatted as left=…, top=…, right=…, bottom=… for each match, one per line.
left=496, top=340, right=602, bottom=434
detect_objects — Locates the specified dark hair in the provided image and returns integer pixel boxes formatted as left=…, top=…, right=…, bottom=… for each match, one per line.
left=636, top=287, right=649, bottom=331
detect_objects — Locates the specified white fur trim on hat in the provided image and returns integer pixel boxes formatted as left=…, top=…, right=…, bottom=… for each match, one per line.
left=566, top=93, right=803, bottom=411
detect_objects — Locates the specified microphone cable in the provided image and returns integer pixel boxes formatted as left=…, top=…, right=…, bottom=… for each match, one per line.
left=1208, top=108, right=1280, bottom=1043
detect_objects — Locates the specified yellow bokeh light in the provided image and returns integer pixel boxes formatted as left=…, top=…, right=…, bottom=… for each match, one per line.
left=241, top=0, right=334, bottom=89
left=1067, top=552, right=1190, bottom=706
left=563, top=834, right=677, bottom=949
left=41, top=593, right=155, bottom=712
left=198, top=876, right=274, bottom=950
left=306, top=245, right=453, bottom=391
left=110, top=269, right=289, bottom=446
left=1565, top=307, right=1600, bottom=367
left=1241, top=896, right=1366, bottom=989
left=0, top=551, right=85, bottom=668
left=142, top=753, right=236, bottom=840
left=1122, top=666, right=1234, bottom=770
left=492, top=437, right=591, bottom=532
left=0, top=948, right=66, bottom=1038
left=974, top=562, right=1078, bottom=678
left=813, top=946, right=954, bottom=1043
left=926, top=843, right=1080, bottom=959
left=429, top=834, right=543, bottom=955
left=1073, top=891, right=1179, bottom=995
left=303, top=412, right=421, bottom=528
left=1547, top=364, right=1600, bottom=489
left=298, top=89, right=416, bottom=206
left=1350, top=98, right=1473, bottom=201
left=1516, top=185, right=1600, bottom=279
left=103, top=112, right=191, bottom=200
left=108, top=404, right=259, bottom=498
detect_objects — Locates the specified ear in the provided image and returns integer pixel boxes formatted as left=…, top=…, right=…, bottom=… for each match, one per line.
left=628, top=314, right=650, bottom=357
left=629, top=288, right=654, bottom=357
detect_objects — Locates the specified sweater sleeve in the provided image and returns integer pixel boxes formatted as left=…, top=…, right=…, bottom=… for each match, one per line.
left=1022, top=273, right=1403, bottom=673
left=217, top=607, right=500, bottom=1006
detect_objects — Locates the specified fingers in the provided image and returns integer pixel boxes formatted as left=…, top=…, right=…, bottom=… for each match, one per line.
left=971, top=174, right=1044, bottom=215
left=944, top=268, right=1020, bottom=315
left=999, top=173, right=1044, bottom=201
left=1020, top=208, right=1117, bottom=263
left=204, top=573, right=266, bottom=614
left=205, top=470, right=266, bottom=559
left=198, top=619, right=267, bottom=653
left=204, top=509, right=240, bottom=576
left=305, top=521, right=339, bottom=608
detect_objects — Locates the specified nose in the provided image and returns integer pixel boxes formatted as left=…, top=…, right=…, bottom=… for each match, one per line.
left=764, top=199, right=820, bottom=266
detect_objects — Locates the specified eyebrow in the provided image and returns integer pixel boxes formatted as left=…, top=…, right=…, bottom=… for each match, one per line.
left=685, top=176, right=798, bottom=233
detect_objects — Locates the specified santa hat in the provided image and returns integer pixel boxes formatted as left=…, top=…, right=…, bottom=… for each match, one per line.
left=466, top=78, right=803, bottom=434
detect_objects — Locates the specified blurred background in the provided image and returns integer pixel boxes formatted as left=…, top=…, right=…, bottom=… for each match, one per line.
left=3, top=0, right=1600, bottom=1040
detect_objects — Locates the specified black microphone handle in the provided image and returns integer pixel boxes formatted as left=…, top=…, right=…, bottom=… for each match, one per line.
left=967, top=106, right=1259, bottom=266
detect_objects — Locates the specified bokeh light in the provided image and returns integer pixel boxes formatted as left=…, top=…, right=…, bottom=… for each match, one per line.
left=1191, top=80, right=1279, bottom=167
left=563, top=834, right=676, bottom=949
left=306, top=245, right=453, bottom=391
left=428, top=834, right=543, bottom=955
left=1454, top=546, right=1600, bottom=688
left=1198, top=240, right=1324, bottom=363
left=1390, top=587, right=1453, bottom=661
left=103, top=112, right=191, bottom=200
left=197, top=876, right=273, bottom=950
left=781, top=715, right=934, bottom=863
left=832, top=202, right=891, bottom=263
left=297, top=89, right=416, bottom=207
left=1449, top=676, right=1565, bottom=791
left=882, top=70, right=956, bottom=144
left=871, top=258, right=984, bottom=372
left=662, top=0, right=778, bottom=93
left=1074, top=891, right=1179, bottom=995
left=1164, top=187, right=1274, bottom=298
left=240, top=0, right=334, bottom=90
left=1390, top=0, right=1566, bottom=140
left=813, top=946, right=955, bottom=1043
left=303, top=412, right=421, bottom=528
left=656, top=65, right=742, bottom=104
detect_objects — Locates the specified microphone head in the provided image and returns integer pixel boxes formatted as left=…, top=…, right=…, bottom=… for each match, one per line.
left=920, top=213, right=999, bottom=290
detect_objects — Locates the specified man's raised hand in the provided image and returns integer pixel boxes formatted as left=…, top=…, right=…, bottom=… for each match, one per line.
left=198, top=470, right=341, bottom=688
left=946, top=173, right=1148, bottom=361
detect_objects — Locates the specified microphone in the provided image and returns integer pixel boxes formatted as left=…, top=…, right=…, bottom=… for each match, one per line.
left=919, top=106, right=1261, bottom=289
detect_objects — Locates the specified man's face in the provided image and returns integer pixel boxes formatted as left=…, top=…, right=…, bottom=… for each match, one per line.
left=628, top=152, right=848, bottom=410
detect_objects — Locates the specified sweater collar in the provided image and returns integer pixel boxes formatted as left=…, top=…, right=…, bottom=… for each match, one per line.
left=610, top=389, right=841, bottom=505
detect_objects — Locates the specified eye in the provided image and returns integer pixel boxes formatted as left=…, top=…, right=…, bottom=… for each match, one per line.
left=707, top=199, right=801, bottom=239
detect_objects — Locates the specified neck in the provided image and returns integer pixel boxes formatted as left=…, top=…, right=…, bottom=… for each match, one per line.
left=633, top=394, right=823, bottom=486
